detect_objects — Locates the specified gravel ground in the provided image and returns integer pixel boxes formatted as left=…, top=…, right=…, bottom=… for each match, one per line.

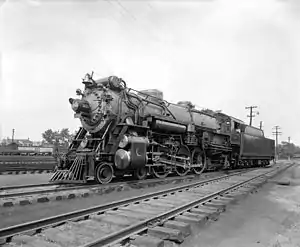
left=0, top=172, right=226, bottom=229
left=182, top=162, right=300, bottom=247
left=0, top=173, right=52, bottom=187
left=0, top=161, right=292, bottom=233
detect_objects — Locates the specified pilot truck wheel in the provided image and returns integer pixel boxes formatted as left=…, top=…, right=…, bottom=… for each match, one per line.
left=95, top=163, right=114, bottom=184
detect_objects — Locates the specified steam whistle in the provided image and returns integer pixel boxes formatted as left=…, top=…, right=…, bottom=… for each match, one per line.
left=82, top=72, right=96, bottom=87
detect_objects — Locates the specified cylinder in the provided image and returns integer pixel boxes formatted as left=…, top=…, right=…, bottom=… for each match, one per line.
left=114, top=149, right=131, bottom=170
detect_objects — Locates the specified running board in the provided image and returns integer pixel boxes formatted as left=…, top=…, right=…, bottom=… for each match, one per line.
left=49, top=156, right=86, bottom=184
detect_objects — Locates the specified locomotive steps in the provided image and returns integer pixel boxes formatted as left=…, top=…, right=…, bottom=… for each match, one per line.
left=0, top=163, right=293, bottom=247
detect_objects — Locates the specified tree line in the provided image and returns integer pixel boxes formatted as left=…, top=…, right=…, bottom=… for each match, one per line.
left=42, top=128, right=75, bottom=146
left=277, top=141, right=300, bottom=159
left=0, top=128, right=75, bottom=147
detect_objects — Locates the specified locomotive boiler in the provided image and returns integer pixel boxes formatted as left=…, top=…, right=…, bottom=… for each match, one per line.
left=50, top=73, right=275, bottom=184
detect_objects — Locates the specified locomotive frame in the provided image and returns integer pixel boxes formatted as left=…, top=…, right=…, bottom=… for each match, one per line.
left=50, top=73, right=275, bottom=184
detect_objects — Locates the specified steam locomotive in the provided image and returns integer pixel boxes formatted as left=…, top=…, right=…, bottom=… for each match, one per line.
left=50, top=73, right=275, bottom=184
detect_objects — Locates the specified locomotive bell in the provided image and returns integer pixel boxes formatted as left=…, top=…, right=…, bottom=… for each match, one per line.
left=119, top=135, right=129, bottom=148
left=80, top=138, right=88, bottom=149
left=76, top=89, right=83, bottom=96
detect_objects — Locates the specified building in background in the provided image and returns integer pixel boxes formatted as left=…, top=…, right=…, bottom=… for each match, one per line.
left=1, top=138, right=33, bottom=146
left=32, top=141, right=43, bottom=146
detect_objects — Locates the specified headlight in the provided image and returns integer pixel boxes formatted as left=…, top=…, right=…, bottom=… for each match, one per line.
left=119, top=135, right=129, bottom=148
left=71, top=101, right=79, bottom=112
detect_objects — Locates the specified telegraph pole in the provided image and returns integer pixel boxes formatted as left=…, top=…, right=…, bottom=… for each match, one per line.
left=272, top=126, right=282, bottom=161
left=245, top=106, right=258, bottom=126
left=259, top=121, right=263, bottom=130
left=12, top=129, right=15, bottom=143
left=288, top=136, right=291, bottom=160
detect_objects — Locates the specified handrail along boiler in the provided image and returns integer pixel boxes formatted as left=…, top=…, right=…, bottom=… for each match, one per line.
left=50, top=73, right=275, bottom=184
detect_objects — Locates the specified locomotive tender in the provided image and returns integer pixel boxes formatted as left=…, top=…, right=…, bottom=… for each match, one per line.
left=50, top=73, right=275, bottom=184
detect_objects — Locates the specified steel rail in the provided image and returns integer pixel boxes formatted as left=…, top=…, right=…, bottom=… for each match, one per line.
left=0, top=184, right=96, bottom=199
left=0, top=170, right=253, bottom=241
left=0, top=168, right=54, bottom=173
left=0, top=168, right=252, bottom=199
left=0, top=173, right=196, bottom=192
left=0, top=174, right=197, bottom=199
left=0, top=183, right=54, bottom=191
left=0, top=167, right=54, bottom=171
left=0, top=171, right=215, bottom=192
left=83, top=164, right=293, bottom=247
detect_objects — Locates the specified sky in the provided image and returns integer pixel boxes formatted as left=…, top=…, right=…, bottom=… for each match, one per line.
left=0, top=0, right=300, bottom=144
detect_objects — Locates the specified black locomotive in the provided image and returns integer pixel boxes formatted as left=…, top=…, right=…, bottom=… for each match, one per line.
left=50, top=73, right=275, bottom=184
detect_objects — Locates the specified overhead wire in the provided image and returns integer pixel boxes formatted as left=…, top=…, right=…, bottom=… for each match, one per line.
left=115, top=0, right=137, bottom=21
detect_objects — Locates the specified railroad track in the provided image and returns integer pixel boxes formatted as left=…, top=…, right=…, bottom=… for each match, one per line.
left=0, top=169, right=251, bottom=208
left=0, top=158, right=56, bottom=175
left=0, top=160, right=288, bottom=176
left=0, top=170, right=53, bottom=175
left=0, top=163, right=293, bottom=247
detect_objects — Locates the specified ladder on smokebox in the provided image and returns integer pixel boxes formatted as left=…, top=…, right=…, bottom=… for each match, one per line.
left=50, top=127, right=88, bottom=184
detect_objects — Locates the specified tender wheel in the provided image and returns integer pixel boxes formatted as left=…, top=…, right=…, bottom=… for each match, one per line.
left=243, top=160, right=249, bottom=167
left=191, top=148, right=206, bottom=175
left=238, top=160, right=243, bottom=168
left=175, top=146, right=190, bottom=177
left=151, top=165, right=168, bottom=179
left=263, top=160, right=270, bottom=167
left=95, top=163, right=113, bottom=184
left=248, top=160, right=254, bottom=168
left=224, top=158, right=231, bottom=169
left=133, top=167, right=147, bottom=180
